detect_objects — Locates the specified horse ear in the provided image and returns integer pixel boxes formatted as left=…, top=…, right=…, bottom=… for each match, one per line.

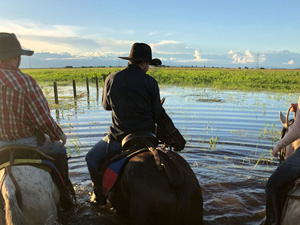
left=279, top=111, right=288, bottom=128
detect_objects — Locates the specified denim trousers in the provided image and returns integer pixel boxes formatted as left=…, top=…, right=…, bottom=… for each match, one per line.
left=0, top=135, right=66, bottom=156
left=85, top=135, right=122, bottom=194
left=265, top=147, right=300, bottom=223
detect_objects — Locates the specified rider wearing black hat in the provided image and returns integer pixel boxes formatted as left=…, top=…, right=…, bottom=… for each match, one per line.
left=85, top=43, right=164, bottom=207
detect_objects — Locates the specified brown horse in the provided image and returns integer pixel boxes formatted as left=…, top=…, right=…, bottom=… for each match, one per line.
left=107, top=135, right=203, bottom=225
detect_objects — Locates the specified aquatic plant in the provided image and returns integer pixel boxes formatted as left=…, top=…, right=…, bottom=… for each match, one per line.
left=23, top=67, right=300, bottom=93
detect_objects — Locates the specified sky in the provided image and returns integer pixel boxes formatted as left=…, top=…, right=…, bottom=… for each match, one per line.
left=1, top=0, right=300, bottom=69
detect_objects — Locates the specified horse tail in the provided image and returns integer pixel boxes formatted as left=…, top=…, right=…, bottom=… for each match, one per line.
left=2, top=179, right=28, bottom=225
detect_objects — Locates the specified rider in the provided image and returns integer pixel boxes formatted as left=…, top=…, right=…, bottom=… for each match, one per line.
left=265, top=99, right=300, bottom=225
left=85, top=43, right=165, bottom=207
left=0, top=32, right=74, bottom=209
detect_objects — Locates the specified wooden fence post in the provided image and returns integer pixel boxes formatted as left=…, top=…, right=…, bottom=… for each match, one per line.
left=73, top=80, right=77, bottom=98
left=53, top=81, right=58, bottom=104
left=95, top=76, right=99, bottom=92
left=86, top=77, right=89, bottom=96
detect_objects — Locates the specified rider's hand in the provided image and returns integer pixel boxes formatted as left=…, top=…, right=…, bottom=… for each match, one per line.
left=60, top=133, right=67, bottom=146
left=272, top=145, right=279, bottom=157
left=291, top=103, right=298, bottom=112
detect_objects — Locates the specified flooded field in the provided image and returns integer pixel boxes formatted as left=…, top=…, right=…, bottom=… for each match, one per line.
left=47, top=85, right=298, bottom=225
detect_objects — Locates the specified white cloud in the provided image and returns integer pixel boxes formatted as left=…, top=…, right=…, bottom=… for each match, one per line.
left=229, top=50, right=255, bottom=64
left=176, top=50, right=212, bottom=63
left=125, top=30, right=135, bottom=35
left=2, top=19, right=299, bottom=68
left=148, top=31, right=157, bottom=36
left=0, top=19, right=93, bottom=54
left=258, top=53, right=267, bottom=63
left=228, top=50, right=267, bottom=65
left=150, top=40, right=190, bottom=55
left=284, top=60, right=295, bottom=65
left=0, top=19, right=80, bottom=37
left=228, top=50, right=234, bottom=55
left=193, top=50, right=209, bottom=62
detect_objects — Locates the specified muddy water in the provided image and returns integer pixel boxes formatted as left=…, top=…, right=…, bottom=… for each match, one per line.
left=48, top=85, right=298, bottom=225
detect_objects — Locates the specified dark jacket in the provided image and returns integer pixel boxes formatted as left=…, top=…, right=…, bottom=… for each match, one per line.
left=102, top=64, right=163, bottom=142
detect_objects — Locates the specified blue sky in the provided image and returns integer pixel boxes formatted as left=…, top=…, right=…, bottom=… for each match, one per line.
left=1, top=0, right=300, bottom=69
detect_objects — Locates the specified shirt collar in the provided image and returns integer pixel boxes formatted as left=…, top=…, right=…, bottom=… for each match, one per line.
left=127, top=64, right=145, bottom=73
left=0, top=64, right=19, bottom=71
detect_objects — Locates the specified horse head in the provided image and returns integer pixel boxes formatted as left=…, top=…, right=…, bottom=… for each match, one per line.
left=279, top=107, right=300, bottom=161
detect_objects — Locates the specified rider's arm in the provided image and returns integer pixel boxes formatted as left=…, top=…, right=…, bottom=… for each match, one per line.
left=273, top=96, right=300, bottom=156
left=152, top=79, right=163, bottom=121
left=102, top=76, right=112, bottom=111
left=25, top=80, right=65, bottom=143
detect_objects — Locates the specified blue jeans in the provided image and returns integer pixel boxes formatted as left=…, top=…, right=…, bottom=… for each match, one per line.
left=265, top=147, right=300, bottom=224
left=0, top=135, right=66, bottom=156
left=85, top=135, right=122, bottom=200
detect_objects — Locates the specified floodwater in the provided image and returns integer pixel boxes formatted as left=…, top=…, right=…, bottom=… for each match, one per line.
left=46, top=85, right=298, bottom=225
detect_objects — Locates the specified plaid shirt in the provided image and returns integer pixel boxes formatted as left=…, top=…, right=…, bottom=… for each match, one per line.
left=0, top=65, right=63, bottom=141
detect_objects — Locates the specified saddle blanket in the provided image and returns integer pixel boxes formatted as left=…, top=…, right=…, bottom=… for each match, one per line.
left=0, top=159, right=65, bottom=188
left=102, top=148, right=147, bottom=197
left=102, top=157, right=127, bottom=196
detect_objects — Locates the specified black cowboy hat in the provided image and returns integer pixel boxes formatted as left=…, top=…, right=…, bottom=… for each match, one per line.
left=0, top=33, right=34, bottom=60
left=119, top=43, right=161, bottom=66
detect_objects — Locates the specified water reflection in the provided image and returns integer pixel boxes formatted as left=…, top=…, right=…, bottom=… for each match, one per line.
left=47, top=85, right=298, bottom=225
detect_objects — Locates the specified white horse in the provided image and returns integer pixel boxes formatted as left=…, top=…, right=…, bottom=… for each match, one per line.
left=276, top=108, right=300, bottom=224
left=0, top=155, right=60, bottom=225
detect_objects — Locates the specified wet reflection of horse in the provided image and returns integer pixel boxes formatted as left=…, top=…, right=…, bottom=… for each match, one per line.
left=105, top=133, right=203, bottom=225
left=277, top=107, right=300, bottom=224
left=0, top=146, right=60, bottom=225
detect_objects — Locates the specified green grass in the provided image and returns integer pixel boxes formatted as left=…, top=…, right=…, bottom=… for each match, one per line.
left=22, top=67, right=300, bottom=92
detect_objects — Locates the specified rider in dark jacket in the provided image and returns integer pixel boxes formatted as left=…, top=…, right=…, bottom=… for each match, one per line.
left=85, top=43, right=163, bottom=207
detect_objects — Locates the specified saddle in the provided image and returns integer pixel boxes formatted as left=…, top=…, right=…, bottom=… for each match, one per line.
left=0, top=145, right=57, bottom=210
left=0, top=145, right=55, bottom=172
left=110, top=131, right=158, bottom=162
left=102, top=132, right=190, bottom=197
left=0, top=145, right=68, bottom=205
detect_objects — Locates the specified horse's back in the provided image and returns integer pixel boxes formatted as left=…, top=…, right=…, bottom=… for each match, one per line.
left=0, top=165, right=59, bottom=225
left=111, top=151, right=203, bottom=225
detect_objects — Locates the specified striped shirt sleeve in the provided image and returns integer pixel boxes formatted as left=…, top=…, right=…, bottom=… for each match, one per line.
left=24, top=81, right=64, bottom=141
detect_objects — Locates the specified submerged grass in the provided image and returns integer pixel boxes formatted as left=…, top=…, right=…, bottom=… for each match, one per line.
left=22, top=67, right=300, bottom=92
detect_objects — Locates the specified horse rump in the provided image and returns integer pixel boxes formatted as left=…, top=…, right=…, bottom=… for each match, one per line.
left=109, top=150, right=203, bottom=225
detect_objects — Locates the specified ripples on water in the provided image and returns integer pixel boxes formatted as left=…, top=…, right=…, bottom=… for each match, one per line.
left=47, top=85, right=297, bottom=225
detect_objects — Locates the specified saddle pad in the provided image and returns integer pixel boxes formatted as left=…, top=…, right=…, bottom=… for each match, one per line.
left=102, top=148, right=147, bottom=197
left=102, top=157, right=127, bottom=197
left=0, top=159, right=65, bottom=191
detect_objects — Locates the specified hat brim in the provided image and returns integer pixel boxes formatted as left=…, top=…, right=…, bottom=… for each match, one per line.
left=150, top=58, right=161, bottom=66
left=118, top=56, right=161, bottom=66
left=0, top=49, right=34, bottom=60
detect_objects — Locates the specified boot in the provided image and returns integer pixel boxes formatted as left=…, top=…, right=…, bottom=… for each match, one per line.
left=264, top=196, right=275, bottom=225
left=90, top=182, right=107, bottom=208
left=53, top=153, right=76, bottom=210
left=272, top=195, right=282, bottom=225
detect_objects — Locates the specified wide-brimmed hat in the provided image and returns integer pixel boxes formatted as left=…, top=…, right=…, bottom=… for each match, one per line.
left=0, top=33, right=34, bottom=60
left=119, top=43, right=161, bottom=66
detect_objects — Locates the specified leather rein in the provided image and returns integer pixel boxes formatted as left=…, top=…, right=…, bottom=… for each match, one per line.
left=280, top=106, right=296, bottom=163
left=0, top=150, right=23, bottom=209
